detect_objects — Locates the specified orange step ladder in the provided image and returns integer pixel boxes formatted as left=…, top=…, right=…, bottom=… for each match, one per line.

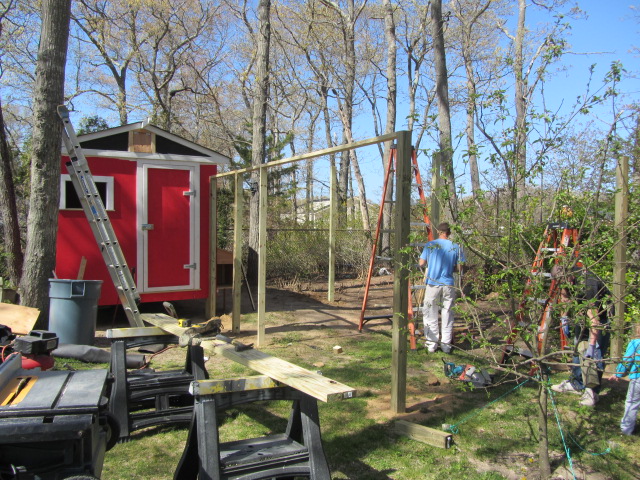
left=502, top=221, right=581, bottom=363
left=358, top=145, right=433, bottom=350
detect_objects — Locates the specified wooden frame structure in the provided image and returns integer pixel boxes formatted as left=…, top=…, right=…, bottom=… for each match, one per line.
left=209, top=131, right=414, bottom=413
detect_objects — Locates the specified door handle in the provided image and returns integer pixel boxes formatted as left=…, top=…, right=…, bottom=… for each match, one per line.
left=141, top=224, right=154, bottom=230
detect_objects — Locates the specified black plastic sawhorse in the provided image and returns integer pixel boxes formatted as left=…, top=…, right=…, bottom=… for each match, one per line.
left=174, top=380, right=331, bottom=480
left=107, top=327, right=209, bottom=440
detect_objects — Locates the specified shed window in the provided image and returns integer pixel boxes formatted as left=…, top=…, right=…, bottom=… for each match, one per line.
left=60, top=175, right=114, bottom=211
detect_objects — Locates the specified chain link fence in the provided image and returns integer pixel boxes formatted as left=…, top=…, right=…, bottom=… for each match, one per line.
left=220, top=227, right=373, bottom=283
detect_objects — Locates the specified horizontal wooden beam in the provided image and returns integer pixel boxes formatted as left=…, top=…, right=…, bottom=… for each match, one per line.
left=215, top=132, right=399, bottom=178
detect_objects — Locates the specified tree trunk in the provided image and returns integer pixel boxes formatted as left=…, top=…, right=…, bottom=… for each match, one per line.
left=514, top=0, right=527, bottom=200
left=247, top=0, right=271, bottom=286
left=463, top=40, right=480, bottom=197
left=20, top=0, right=72, bottom=323
left=430, top=0, right=457, bottom=220
left=381, top=0, right=397, bottom=258
left=0, top=99, right=23, bottom=288
left=351, top=150, right=371, bottom=232
left=117, top=75, right=128, bottom=125
left=538, top=377, right=552, bottom=477
left=320, top=84, right=336, bottom=222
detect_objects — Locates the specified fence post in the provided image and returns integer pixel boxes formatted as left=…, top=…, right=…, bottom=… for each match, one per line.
left=391, top=130, right=412, bottom=414
left=257, top=165, right=268, bottom=347
left=232, top=173, right=244, bottom=333
left=328, top=163, right=337, bottom=302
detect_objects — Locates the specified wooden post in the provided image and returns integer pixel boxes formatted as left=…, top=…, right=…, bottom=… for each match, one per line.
left=391, top=130, right=411, bottom=413
left=328, top=162, right=337, bottom=302
left=207, top=176, right=218, bottom=318
left=611, top=155, right=629, bottom=360
left=257, top=165, right=267, bottom=347
left=431, top=151, right=441, bottom=227
left=232, top=173, right=244, bottom=333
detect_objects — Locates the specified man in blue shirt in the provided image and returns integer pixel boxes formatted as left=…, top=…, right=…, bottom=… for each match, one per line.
left=419, top=222, right=465, bottom=353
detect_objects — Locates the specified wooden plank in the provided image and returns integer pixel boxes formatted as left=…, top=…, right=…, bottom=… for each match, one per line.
left=106, top=326, right=173, bottom=339
left=202, top=339, right=356, bottom=403
left=77, top=256, right=87, bottom=280
left=142, top=312, right=357, bottom=403
left=191, top=375, right=281, bottom=395
left=140, top=312, right=187, bottom=337
left=0, top=304, right=40, bottom=335
left=394, top=420, right=452, bottom=449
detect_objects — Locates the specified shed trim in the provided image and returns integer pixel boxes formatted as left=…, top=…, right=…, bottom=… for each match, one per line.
left=64, top=149, right=226, bottom=165
left=61, top=121, right=230, bottom=165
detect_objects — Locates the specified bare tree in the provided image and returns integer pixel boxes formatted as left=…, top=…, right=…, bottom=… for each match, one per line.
left=71, top=0, right=144, bottom=125
left=450, top=0, right=495, bottom=198
left=320, top=0, right=372, bottom=230
left=132, top=0, right=221, bottom=131
left=19, top=0, right=71, bottom=319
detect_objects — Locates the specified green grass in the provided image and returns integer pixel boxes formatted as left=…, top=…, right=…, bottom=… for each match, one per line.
left=56, top=329, right=639, bottom=479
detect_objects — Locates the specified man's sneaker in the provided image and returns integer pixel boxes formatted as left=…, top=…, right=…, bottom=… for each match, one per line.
left=441, top=345, right=452, bottom=354
left=551, top=380, right=581, bottom=395
left=580, top=388, right=598, bottom=407
left=426, top=342, right=437, bottom=353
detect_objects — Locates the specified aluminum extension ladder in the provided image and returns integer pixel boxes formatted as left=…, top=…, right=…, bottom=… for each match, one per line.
left=358, top=145, right=433, bottom=349
left=57, top=105, right=144, bottom=327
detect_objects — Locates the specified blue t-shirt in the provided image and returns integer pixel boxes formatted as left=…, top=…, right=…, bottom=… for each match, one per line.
left=616, top=338, right=640, bottom=380
left=420, top=238, right=464, bottom=286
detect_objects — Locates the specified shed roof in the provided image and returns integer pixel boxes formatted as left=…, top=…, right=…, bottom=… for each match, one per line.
left=62, top=121, right=230, bottom=165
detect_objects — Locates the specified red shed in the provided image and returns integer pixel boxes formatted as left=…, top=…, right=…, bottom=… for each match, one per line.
left=55, top=121, right=230, bottom=307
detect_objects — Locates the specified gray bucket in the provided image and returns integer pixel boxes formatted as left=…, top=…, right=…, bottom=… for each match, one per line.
left=49, top=279, right=103, bottom=345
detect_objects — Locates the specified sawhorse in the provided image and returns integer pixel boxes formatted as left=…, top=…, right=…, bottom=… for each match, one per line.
left=174, top=378, right=331, bottom=480
left=107, top=327, right=209, bottom=440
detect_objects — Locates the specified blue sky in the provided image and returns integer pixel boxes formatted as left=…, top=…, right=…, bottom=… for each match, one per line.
left=542, top=1, right=639, bottom=117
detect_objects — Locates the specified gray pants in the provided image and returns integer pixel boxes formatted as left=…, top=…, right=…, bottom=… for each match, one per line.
left=621, top=377, right=640, bottom=435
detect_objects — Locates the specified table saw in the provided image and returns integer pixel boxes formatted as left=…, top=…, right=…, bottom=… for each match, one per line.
left=0, top=353, right=115, bottom=479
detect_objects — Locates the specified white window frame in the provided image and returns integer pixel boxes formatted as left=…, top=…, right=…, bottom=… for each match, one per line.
left=59, top=174, right=115, bottom=211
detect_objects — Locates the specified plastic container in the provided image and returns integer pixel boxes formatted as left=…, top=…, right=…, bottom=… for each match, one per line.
left=49, top=279, right=103, bottom=345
